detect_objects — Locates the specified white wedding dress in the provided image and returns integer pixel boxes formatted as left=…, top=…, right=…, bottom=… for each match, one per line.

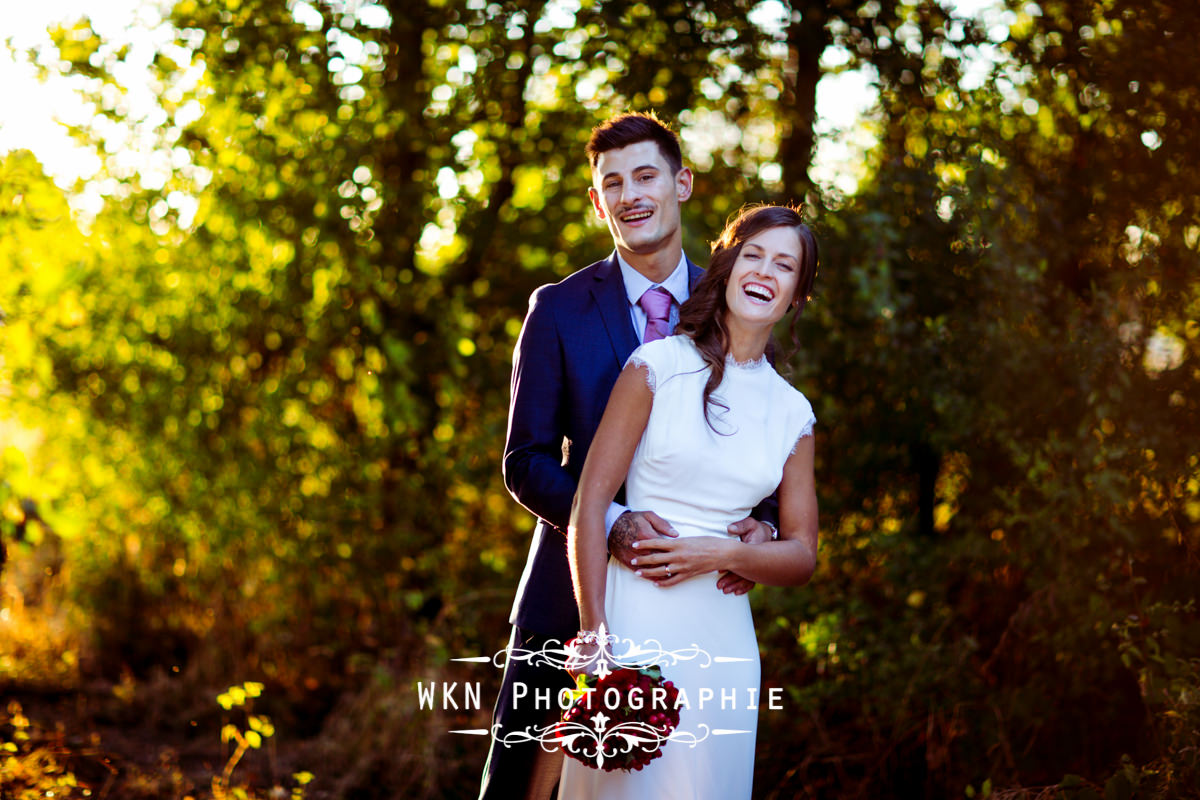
left=559, top=334, right=815, bottom=800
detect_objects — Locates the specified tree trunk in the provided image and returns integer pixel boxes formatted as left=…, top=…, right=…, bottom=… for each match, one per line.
left=778, top=1, right=828, bottom=201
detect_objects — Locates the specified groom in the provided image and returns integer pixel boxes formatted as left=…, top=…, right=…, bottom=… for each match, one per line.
left=480, top=111, right=777, bottom=799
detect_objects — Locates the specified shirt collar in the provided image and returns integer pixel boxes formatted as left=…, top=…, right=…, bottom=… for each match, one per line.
left=616, top=250, right=691, bottom=306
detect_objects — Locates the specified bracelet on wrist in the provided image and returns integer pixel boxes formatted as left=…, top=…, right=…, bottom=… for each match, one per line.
left=575, top=629, right=617, bottom=647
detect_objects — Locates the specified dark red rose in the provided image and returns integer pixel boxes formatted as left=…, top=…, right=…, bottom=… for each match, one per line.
left=556, top=666, right=681, bottom=772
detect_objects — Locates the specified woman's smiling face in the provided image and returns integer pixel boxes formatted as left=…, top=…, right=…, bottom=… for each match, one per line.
left=724, top=225, right=804, bottom=327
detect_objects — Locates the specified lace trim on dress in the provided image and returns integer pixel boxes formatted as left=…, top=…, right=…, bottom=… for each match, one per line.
left=725, top=352, right=768, bottom=370
left=789, top=418, right=816, bottom=455
left=627, top=354, right=657, bottom=393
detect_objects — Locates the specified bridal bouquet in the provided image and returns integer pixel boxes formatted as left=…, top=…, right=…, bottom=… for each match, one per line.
left=557, top=664, right=681, bottom=772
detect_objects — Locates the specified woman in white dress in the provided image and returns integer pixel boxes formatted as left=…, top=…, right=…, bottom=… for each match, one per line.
left=561, top=204, right=821, bottom=799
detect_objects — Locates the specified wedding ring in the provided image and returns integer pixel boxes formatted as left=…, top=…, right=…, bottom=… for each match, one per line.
left=666, top=565, right=672, bottom=577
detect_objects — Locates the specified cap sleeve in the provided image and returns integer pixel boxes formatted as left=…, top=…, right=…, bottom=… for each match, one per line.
left=625, top=351, right=658, bottom=393
left=788, top=392, right=817, bottom=455
left=623, top=336, right=682, bottom=395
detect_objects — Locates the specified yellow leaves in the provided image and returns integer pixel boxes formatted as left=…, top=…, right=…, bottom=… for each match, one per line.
left=329, top=347, right=353, bottom=382
left=904, top=133, right=928, bottom=160
left=217, top=681, right=263, bottom=710
left=415, top=221, right=466, bottom=275
left=934, top=162, right=966, bottom=186
left=272, top=241, right=295, bottom=267
left=306, top=422, right=337, bottom=451
left=351, top=386, right=385, bottom=438
left=934, top=89, right=962, bottom=112
left=795, top=613, right=845, bottom=670
left=965, top=778, right=993, bottom=798
left=0, top=319, right=37, bottom=372
left=999, top=116, right=1020, bottom=140
left=299, top=473, right=330, bottom=497
left=510, top=165, right=547, bottom=211
left=218, top=683, right=272, bottom=762
left=247, top=713, right=274, bottom=737
left=294, top=110, right=329, bottom=137
left=933, top=503, right=954, bottom=532
left=51, top=20, right=102, bottom=69
left=6, top=702, right=30, bottom=734
left=1036, top=105, right=1057, bottom=139
left=281, top=399, right=306, bottom=427
left=1010, top=12, right=1035, bottom=40
left=216, top=148, right=240, bottom=169
left=219, top=715, right=274, bottom=795
left=363, top=346, right=385, bottom=374
left=1184, top=226, right=1200, bottom=251
left=51, top=291, right=88, bottom=329
left=0, top=495, right=22, bottom=528
left=0, top=702, right=88, bottom=796
left=311, top=267, right=333, bottom=309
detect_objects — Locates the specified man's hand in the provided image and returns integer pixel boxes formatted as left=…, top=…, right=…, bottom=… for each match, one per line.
left=728, top=517, right=774, bottom=545
left=608, top=510, right=677, bottom=571
left=714, top=517, right=774, bottom=595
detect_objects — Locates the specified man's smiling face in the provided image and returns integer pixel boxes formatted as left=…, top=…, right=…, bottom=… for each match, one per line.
left=588, top=139, right=692, bottom=264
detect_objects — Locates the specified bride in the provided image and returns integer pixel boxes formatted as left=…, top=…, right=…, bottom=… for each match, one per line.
left=562, top=204, right=821, bottom=799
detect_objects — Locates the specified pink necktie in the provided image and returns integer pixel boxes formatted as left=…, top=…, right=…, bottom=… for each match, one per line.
left=638, top=287, right=673, bottom=343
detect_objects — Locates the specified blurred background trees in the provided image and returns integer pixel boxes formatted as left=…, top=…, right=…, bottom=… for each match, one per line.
left=1, top=0, right=1196, bottom=797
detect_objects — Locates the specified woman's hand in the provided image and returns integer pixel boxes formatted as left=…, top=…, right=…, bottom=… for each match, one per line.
left=628, top=536, right=736, bottom=587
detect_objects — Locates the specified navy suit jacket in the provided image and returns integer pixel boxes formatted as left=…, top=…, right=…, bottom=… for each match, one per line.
left=502, top=253, right=704, bottom=638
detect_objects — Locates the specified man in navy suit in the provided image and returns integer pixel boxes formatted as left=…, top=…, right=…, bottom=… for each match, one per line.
left=479, top=112, right=777, bottom=799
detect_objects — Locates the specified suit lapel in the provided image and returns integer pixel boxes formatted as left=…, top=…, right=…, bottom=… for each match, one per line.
left=592, top=254, right=640, bottom=367
left=686, top=258, right=703, bottom=291
left=593, top=254, right=704, bottom=367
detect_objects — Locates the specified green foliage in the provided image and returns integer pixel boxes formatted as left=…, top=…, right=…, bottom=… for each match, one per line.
left=0, top=0, right=1197, bottom=797
left=756, top=1, right=1200, bottom=795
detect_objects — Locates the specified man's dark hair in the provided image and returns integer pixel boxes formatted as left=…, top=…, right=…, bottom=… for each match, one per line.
left=585, top=111, right=684, bottom=176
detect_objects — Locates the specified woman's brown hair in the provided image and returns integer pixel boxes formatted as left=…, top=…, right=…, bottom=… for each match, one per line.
left=675, top=204, right=819, bottom=430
